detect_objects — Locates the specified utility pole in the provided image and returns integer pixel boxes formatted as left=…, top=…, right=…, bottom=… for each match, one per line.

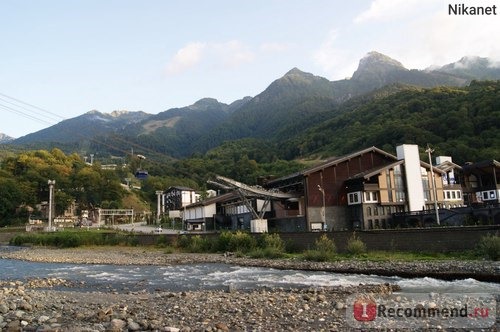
left=156, top=190, right=163, bottom=224
left=425, top=145, right=440, bottom=225
left=47, top=180, right=56, bottom=231
left=317, top=185, right=326, bottom=229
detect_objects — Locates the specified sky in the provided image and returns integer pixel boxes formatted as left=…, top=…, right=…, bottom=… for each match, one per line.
left=1, top=0, right=499, bottom=138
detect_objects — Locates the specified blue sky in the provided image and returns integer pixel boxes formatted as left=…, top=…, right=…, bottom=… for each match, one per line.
left=1, top=0, right=499, bottom=138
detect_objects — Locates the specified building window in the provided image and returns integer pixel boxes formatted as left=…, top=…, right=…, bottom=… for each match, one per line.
left=386, top=171, right=393, bottom=202
left=348, top=192, right=362, bottom=205
left=364, top=191, right=379, bottom=203
left=444, top=190, right=463, bottom=201
left=422, top=175, right=430, bottom=201
left=367, top=207, right=372, bottom=216
left=394, top=165, right=406, bottom=202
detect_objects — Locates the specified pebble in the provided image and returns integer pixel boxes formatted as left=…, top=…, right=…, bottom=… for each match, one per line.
left=0, top=247, right=496, bottom=331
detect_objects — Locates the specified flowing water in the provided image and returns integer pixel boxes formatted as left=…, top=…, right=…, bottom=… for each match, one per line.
left=0, top=254, right=498, bottom=294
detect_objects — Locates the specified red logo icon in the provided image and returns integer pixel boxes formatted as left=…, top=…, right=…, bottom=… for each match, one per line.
left=353, top=298, right=377, bottom=321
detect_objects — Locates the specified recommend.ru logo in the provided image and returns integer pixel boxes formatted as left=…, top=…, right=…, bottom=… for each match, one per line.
left=346, top=293, right=496, bottom=329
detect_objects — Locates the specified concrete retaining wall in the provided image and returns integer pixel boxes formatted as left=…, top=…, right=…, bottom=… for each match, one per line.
left=2, top=226, right=498, bottom=253
left=146, top=225, right=499, bottom=253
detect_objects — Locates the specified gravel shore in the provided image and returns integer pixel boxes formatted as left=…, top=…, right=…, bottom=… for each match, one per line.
left=0, top=247, right=498, bottom=331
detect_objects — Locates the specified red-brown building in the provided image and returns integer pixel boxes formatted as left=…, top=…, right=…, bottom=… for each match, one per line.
left=267, top=144, right=462, bottom=231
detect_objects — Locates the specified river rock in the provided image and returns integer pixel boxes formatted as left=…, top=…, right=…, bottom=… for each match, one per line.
left=127, top=320, right=141, bottom=331
left=109, top=318, right=127, bottom=331
left=164, top=327, right=180, bottom=332
left=0, top=303, right=9, bottom=314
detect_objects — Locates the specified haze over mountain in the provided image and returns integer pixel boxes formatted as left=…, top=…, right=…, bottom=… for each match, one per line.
left=6, top=52, right=500, bottom=161
left=0, top=133, right=14, bottom=143
left=13, top=110, right=151, bottom=145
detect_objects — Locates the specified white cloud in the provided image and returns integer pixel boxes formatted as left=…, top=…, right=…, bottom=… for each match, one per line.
left=349, top=0, right=500, bottom=70
left=165, top=42, right=207, bottom=75
left=165, top=40, right=255, bottom=75
left=354, top=0, right=436, bottom=23
left=312, top=29, right=360, bottom=79
left=402, top=6, right=500, bottom=68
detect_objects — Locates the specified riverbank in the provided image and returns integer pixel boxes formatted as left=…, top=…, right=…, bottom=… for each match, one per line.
left=1, top=246, right=499, bottom=282
left=0, top=278, right=399, bottom=332
left=0, top=247, right=498, bottom=331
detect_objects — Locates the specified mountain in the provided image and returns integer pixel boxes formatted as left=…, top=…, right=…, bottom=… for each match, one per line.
left=193, top=52, right=492, bottom=152
left=120, top=98, right=234, bottom=158
left=331, top=51, right=469, bottom=98
left=13, top=110, right=151, bottom=144
left=199, top=68, right=337, bottom=144
left=0, top=133, right=14, bottom=143
left=9, top=51, right=500, bottom=161
left=433, top=56, right=500, bottom=80
left=285, top=80, right=500, bottom=164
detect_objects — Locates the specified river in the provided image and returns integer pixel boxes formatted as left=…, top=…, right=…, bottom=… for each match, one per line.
left=0, top=256, right=498, bottom=294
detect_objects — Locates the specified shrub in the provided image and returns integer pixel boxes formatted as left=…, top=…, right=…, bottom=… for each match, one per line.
left=302, top=234, right=336, bottom=262
left=174, top=234, right=215, bottom=253
left=189, top=235, right=212, bottom=252
left=214, top=231, right=233, bottom=252
left=248, top=247, right=285, bottom=259
left=155, top=235, right=171, bottom=248
left=9, top=230, right=137, bottom=248
left=228, top=231, right=256, bottom=253
left=346, top=232, right=367, bottom=255
left=258, top=233, right=285, bottom=251
left=315, top=234, right=336, bottom=253
left=177, top=235, right=191, bottom=250
left=246, top=233, right=285, bottom=258
left=477, top=234, right=500, bottom=261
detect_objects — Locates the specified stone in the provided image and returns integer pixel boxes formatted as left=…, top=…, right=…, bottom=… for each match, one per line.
left=15, top=310, right=25, bottom=318
left=109, top=318, right=127, bottom=331
left=6, top=320, right=20, bottom=332
left=164, top=327, right=180, bottom=332
left=215, top=322, right=229, bottom=331
left=0, top=303, right=9, bottom=314
left=18, top=300, right=32, bottom=311
left=127, top=321, right=141, bottom=331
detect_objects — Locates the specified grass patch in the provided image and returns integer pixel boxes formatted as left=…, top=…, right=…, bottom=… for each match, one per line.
left=333, top=250, right=479, bottom=261
left=9, top=229, right=140, bottom=248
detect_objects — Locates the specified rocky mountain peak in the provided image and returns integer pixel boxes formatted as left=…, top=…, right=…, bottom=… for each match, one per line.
left=110, top=110, right=131, bottom=117
left=188, top=98, right=224, bottom=111
left=352, top=51, right=407, bottom=80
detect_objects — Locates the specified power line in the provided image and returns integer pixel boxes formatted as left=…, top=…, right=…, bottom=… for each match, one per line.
left=0, top=92, right=64, bottom=122
left=0, top=102, right=53, bottom=126
left=0, top=92, right=174, bottom=170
